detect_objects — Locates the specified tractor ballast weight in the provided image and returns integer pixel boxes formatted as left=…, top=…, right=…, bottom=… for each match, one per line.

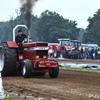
left=0, top=25, right=59, bottom=78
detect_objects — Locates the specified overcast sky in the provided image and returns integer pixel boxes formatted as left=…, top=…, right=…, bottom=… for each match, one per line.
left=0, top=0, right=100, bottom=29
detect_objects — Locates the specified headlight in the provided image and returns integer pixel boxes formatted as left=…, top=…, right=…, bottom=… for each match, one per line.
left=36, top=55, right=39, bottom=58
left=43, top=56, right=47, bottom=58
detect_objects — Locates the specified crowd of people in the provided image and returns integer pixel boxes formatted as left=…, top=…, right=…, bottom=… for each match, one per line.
left=81, top=46, right=100, bottom=60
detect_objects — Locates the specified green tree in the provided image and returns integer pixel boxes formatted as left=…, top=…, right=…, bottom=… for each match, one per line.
left=0, top=9, right=80, bottom=43
left=83, top=9, right=100, bottom=46
left=33, top=10, right=79, bottom=43
left=78, top=28, right=85, bottom=43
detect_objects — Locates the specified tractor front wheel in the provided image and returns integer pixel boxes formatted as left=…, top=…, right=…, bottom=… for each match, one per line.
left=22, top=59, right=32, bottom=78
left=49, top=67, right=59, bottom=78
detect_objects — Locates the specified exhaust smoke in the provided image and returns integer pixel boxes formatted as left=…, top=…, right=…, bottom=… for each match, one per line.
left=19, top=0, right=39, bottom=29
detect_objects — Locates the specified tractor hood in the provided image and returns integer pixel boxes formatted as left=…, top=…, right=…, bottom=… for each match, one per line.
left=23, top=42, right=48, bottom=48
left=65, top=45, right=72, bottom=50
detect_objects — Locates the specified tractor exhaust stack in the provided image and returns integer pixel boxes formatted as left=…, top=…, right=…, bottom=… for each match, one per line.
left=27, top=29, right=30, bottom=43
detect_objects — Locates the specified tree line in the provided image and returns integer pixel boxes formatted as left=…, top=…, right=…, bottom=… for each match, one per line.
left=1, top=8, right=100, bottom=45
left=82, top=9, right=100, bottom=46
left=0, top=9, right=80, bottom=43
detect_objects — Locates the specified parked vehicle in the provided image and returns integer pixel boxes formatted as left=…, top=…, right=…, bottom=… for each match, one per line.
left=48, top=43, right=58, bottom=57
left=53, top=38, right=81, bottom=59
left=68, top=40, right=81, bottom=59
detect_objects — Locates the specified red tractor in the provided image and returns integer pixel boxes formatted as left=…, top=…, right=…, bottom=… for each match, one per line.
left=48, top=43, right=58, bottom=57
left=0, top=25, right=59, bottom=78
left=68, top=40, right=81, bottom=59
left=53, top=38, right=80, bottom=59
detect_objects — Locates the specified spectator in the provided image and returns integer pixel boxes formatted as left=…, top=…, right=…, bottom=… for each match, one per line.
left=91, top=47, right=94, bottom=60
left=81, top=47, right=84, bottom=59
left=98, top=47, right=100, bottom=51
left=88, top=48, right=92, bottom=59
left=86, top=48, right=89, bottom=59
left=95, top=47, right=98, bottom=60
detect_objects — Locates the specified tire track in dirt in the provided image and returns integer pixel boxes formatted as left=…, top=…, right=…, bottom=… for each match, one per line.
left=2, top=69, right=100, bottom=100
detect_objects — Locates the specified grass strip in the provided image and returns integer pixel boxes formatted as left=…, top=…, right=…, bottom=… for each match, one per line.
left=2, top=97, right=22, bottom=100
left=59, top=66, right=100, bottom=72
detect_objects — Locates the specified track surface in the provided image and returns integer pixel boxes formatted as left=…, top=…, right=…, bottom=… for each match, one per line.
left=49, top=58, right=100, bottom=65
left=2, top=69, right=100, bottom=100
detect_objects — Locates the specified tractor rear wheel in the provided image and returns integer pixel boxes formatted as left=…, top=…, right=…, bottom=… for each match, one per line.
left=22, top=59, right=32, bottom=78
left=49, top=66, right=59, bottom=78
left=60, top=50, right=67, bottom=58
left=0, top=43, right=17, bottom=76
left=60, top=52, right=63, bottom=58
left=53, top=47, right=59, bottom=58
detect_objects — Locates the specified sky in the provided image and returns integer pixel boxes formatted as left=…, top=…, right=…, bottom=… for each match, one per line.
left=0, top=0, right=100, bottom=29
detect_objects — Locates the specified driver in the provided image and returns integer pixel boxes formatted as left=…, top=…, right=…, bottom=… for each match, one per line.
left=15, top=30, right=27, bottom=45
left=15, top=30, right=27, bottom=51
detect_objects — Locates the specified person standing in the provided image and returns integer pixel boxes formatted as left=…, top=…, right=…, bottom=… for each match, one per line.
left=81, top=47, right=84, bottom=59
left=91, top=47, right=94, bottom=60
left=95, top=47, right=98, bottom=60
left=86, top=48, right=89, bottom=59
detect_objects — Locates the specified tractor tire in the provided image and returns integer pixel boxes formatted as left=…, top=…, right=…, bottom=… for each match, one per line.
left=79, top=52, right=81, bottom=59
left=74, top=55, right=78, bottom=59
left=49, top=66, right=59, bottom=78
left=53, top=47, right=59, bottom=58
left=76, top=55, right=78, bottom=59
left=22, top=59, right=32, bottom=78
left=60, top=52, right=63, bottom=58
left=75, top=51, right=79, bottom=59
left=77, top=53, right=80, bottom=59
left=66, top=51, right=69, bottom=58
left=0, top=43, right=17, bottom=76
left=60, top=50, right=66, bottom=58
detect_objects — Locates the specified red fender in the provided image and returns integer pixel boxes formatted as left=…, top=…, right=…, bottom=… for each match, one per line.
left=78, top=47, right=81, bottom=52
left=2, top=41, right=18, bottom=48
left=56, top=45, right=60, bottom=51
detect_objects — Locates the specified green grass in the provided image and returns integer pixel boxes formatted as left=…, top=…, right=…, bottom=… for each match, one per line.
left=1, top=94, right=22, bottom=100
left=2, top=97, right=22, bottom=100
left=59, top=66, right=100, bottom=72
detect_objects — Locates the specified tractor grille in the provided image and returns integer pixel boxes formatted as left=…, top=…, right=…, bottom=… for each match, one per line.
left=36, top=50, right=48, bottom=58
left=36, top=43, right=48, bottom=46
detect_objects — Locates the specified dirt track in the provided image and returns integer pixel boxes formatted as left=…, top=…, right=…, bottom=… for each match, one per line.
left=49, top=58, right=100, bottom=65
left=2, top=69, right=100, bottom=100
